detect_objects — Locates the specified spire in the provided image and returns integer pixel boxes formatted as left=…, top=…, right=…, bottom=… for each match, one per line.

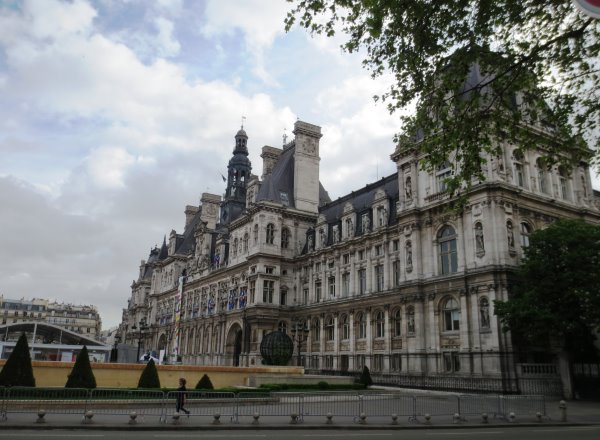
left=159, top=235, right=168, bottom=260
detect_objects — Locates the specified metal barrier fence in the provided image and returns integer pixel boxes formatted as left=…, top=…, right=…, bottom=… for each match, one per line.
left=0, top=388, right=547, bottom=424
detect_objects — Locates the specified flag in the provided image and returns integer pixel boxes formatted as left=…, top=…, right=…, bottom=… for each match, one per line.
left=221, top=173, right=227, bottom=182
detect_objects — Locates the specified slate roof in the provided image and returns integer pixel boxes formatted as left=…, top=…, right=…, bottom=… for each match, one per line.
left=319, top=172, right=399, bottom=224
left=256, top=144, right=331, bottom=208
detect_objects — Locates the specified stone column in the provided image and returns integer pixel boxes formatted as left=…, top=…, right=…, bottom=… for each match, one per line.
left=384, top=306, right=391, bottom=371
left=349, top=311, right=355, bottom=371
left=333, top=313, right=339, bottom=369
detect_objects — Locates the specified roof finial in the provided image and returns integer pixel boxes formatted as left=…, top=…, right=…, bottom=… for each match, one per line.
left=282, top=128, right=287, bottom=146
left=241, top=115, right=246, bottom=130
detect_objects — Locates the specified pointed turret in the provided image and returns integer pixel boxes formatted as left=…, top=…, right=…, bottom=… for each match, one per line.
left=221, top=125, right=252, bottom=224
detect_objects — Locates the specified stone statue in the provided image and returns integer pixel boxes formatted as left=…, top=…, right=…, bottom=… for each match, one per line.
left=334, top=226, right=340, bottom=243
left=506, top=222, right=515, bottom=248
left=405, top=176, right=412, bottom=199
left=320, top=229, right=327, bottom=246
left=406, top=241, right=413, bottom=272
left=475, top=223, right=485, bottom=254
left=480, top=301, right=490, bottom=328
left=347, top=218, right=354, bottom=238
left=307, top=235, right=313, bottom=251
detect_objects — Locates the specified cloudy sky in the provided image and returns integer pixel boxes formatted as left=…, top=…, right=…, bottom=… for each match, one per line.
left=1, top=0, right=598, bottom=331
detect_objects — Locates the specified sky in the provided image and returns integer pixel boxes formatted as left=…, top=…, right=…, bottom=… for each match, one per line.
left=0, top=0, right=598, bottom=331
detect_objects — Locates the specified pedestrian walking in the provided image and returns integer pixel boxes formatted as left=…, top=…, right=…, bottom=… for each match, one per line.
left=176, top=377, right=190, bottom=416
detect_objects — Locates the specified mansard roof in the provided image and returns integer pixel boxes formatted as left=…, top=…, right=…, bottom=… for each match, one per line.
left=256, top=144, right=331, bottom=208
left=319, top=172, right=399, bottom=223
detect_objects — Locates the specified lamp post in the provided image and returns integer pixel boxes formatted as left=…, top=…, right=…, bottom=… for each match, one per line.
left=131, top=318, right=149, bottom=363
left=111, top=333, right=121, bottom=363
left=290, top=319, right=309, bottom=367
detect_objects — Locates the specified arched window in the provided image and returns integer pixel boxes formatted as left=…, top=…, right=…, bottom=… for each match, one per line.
left=325, top=316, right=335, bottom=341
left=438, top=225, right=458, bottom=274
left=479, top=297, right=490, bottom=328
left=253, top=224, right=259, bottom=244
left=278, top=321, right=287, bottom=334
left=266, top=223, right=275, bottom=245
left=281, top=227, right=290, bottom=249
left=375, top=311, right=385, bottom=338
left=232, top=238, right=238, bottom=257
left=393, top=309, right=402, bottom=337
left=536, top=158, right=549, bottom=194
left=243, top=233, right=249, bottom=253
left=341, top=314, right=350, bottom=340
left=436, top=161, right=452, bottom=193
left=406, top=306, right=415, bottom=334
left=311, top=318, right=320, bottom=342
left=443, top=297, right=460, bottom=331
left=520, top=222, right=532, bottom=248
left=357, top=312, right=367, bottom=339
left=513, top=150, right=526, bottom=188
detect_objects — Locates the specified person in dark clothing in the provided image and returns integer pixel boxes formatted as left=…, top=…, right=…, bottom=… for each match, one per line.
left=176, top=377, right=190, bottom=416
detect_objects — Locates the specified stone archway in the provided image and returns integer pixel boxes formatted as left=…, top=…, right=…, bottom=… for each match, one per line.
left=225, top=323, right=243, bottom=366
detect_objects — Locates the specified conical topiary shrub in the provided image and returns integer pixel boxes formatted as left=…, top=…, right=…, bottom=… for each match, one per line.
left=0, top=333, right=36, bottom=387
left=359, top=365, right=373, bottom=387
left=137, top=359, right=161, bottom=388
left=195, top=373, right=214, bottom=390
left=65, top=345, right=97, bottom=389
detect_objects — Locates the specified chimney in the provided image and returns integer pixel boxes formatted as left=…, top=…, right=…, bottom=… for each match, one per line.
left=184, top=205, right=199, bottom=227
left=293, top=120, right=322, bottom=214
left=261, top=146, right=282, bottom=180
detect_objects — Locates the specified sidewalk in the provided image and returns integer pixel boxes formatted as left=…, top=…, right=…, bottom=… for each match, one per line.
left=1, top=399, right=599, bottom=430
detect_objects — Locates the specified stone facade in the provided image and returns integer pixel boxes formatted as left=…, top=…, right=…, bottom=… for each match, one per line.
left=120, top=119, right=600, bottom=393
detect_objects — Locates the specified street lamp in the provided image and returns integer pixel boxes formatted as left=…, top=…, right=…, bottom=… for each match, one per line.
left=131, top=318, right=149, bottom=363
left=111, top=333, right=121, bottom=363
left=290, top=319, right=309, bottom=367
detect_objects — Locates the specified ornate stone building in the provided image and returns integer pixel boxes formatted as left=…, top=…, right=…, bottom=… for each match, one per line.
left=121, top=116, right=600, bottom=393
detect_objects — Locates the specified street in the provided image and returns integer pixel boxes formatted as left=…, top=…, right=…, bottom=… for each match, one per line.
left=1, top=427, right=600, bottom=440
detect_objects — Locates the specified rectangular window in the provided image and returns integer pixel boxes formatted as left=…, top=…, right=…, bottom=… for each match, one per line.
left=280, top=290, right=287, bottom=306
left=358, top=269, right=367, bottom=295
left=341, top=273, right=349, bottom=297
left=393, top=260, right=401, bottom=287
left=375, top=244, right=382, bottom=256
left=315, top=262, right=321, bottom=272
left=391, top=354, right=402, bottom=372
left=515, top=163, right=525, bottom=187
left=343, top=253, right=350, bottom=265
left=310, top=355, right=319, bottom=369
left=324, top=355, right=334, bottom=370
left=443, top=352, right=461, bottom=372
left=303, top=288, right=309, bottom=304
left=358, top=250, right=364, bottom=260
left=328, top=276, right=336, bottom=298
left=262, top=280, right=274, bottom=303
left=373, top=354, right=384, bottom=372
left=265, top=266, right=274, bottom=274
left=393, top=239, right=399, bottom=252
left=315, top=282, right=322, bottom=303
left=355, top=354, right=365, bottom=371
left=375, top=265, right=384, bottom=292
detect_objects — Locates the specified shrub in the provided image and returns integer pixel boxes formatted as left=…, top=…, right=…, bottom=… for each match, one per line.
left=317, top=381, right=329, bottom=390
left=195, top=373, right=214, bottom=390
left=65, top=346, right=97, bottom=389
left=359, top=366, right=373, bottom=387
left=137, top=359, right=161, bottom=389
left=0, top=333, right=36, bottom=387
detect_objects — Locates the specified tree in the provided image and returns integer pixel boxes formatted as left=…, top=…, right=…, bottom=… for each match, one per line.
left=358, top=365, right=373, bottom=387
left=195, top=374, right=214, bottom=390
left=65, top=346, right=97, bottom=389
left=137, top=359, right=161, bottom=389
left=0, top=333, right=36, bottom=387
left=494, top=219, right=600, bottom=398
left=285, top=1, right=599, bottom=194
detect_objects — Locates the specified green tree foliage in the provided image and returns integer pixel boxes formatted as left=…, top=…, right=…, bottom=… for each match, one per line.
left=195, top=373, right=214, bottom=390
left=65, top=346, right=97, bottom=389
left=286, top=1, right=599, bottom=194
left=0, top=333, right=36, bottom=387
left=359, top=365, right=373, bottom=387
left=495, top=219, right=600, bottom=358
left=137, top=359, right=161, bottom=389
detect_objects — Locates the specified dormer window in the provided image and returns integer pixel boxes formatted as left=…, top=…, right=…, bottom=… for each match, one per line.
left=280, top=191, right=289, bottom=206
